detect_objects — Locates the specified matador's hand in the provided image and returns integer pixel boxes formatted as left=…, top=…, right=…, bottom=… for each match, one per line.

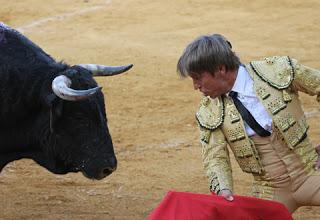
left=316, top=144, right=320, bottom=170
left=218, top=189, right=234, bottom=202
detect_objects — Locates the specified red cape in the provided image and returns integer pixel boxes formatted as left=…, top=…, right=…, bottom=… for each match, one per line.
left=148, top=191, right=292, bottom=220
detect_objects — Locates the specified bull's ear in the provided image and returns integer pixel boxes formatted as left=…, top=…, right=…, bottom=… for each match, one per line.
left=43, top=93, right=63, bottom=114
left=44, top=93, right=58, bottom=108
left=51, top=98, right=64, bottom=118
left=44, top=93, right=64, bottom=132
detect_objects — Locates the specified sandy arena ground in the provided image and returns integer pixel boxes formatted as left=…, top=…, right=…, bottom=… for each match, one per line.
left=0, top=0, right=320, bottom=219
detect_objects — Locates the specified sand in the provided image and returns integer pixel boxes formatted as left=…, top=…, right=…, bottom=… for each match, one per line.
left=1, top=0, right=319, bottom=219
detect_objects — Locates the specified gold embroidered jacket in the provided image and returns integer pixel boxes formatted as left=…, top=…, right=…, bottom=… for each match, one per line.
left=196, top=56, right=320, bottom=193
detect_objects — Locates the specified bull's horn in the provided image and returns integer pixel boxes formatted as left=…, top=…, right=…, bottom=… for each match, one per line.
left=52, top=75, right=102, bottom=101
left=77, top=64, right=133, bottom=76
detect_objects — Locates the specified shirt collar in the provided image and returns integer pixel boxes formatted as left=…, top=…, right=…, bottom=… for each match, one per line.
left=230, top=65, right=252, bottom=96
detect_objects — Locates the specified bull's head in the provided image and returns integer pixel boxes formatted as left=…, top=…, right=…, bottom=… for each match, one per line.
left=0, top=22, right=132, bottom=180
left=42, top=64, right=132, bottom=180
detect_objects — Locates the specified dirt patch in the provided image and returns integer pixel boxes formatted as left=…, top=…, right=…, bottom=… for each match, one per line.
left=1, top=0, right=320, bottom=219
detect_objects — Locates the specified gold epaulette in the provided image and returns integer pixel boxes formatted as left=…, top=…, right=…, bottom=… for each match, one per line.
left=196, top=96, right=224, bottom=130
left=249, top=56, right=294, bottom=89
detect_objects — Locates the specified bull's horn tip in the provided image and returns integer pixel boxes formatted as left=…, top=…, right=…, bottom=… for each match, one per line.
left=126, top=64, right=134, bottom=70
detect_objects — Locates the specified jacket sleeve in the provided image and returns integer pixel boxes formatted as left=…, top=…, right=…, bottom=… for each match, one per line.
left=291, top=58, right=320, bottom=103
left=200, top=127, right=233, bottom=194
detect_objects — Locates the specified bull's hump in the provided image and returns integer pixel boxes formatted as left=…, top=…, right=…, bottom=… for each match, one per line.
left=0, top=22, right=10, bottom=30
left=0, top=23, right=9, bottom=44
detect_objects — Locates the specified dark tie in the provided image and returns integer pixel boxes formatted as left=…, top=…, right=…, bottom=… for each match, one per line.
left=229, top=91, right=271, bottom=137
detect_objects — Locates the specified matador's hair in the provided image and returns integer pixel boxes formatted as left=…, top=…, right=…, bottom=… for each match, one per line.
left=177, top=34, right=240, bottom=77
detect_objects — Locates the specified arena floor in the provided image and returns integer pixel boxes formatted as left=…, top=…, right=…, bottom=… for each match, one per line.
left=1, top=0, right=320, bottom=219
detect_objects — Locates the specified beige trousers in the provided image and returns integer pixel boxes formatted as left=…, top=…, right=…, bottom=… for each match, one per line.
left=250, top=133, right=320, bottom=213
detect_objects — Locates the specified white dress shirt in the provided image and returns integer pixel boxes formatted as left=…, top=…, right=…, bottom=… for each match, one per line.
left=230, top=65, right=273, bottom=136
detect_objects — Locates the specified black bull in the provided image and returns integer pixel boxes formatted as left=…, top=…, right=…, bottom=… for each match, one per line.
left=0, top=23, right=132, bottom=180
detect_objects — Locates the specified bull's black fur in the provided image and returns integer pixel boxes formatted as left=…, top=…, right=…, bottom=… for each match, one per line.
left=0, top=23, right=117, bottom=179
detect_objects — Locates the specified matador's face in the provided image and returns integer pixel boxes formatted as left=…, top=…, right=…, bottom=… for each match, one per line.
left=190, top=66, right=234, bottom=98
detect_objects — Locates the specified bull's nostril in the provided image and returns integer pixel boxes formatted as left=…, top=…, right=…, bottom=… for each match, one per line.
left=102, top=167, right=113, bottom=176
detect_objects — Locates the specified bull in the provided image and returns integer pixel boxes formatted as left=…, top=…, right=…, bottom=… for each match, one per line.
left=0, top=23, right=132, bottom=180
